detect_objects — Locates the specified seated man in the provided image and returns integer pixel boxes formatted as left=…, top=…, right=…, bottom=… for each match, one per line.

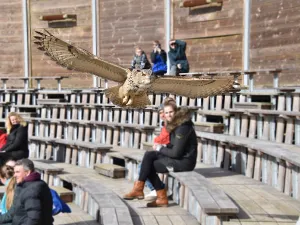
left=0, top=159, right=53, bottom=225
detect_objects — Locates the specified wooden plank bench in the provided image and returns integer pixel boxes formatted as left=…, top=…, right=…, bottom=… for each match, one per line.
left=168, top=171, right=239, bottom=225
left=29, top=136, right=112, bottom=169
left=94, top=163, right=126, bottom=178
left=50, top=185, right=75, bottom=203
left=56, top=173, right=133, bottom=225
left=194, top=122, right=224, bottom=133
left=196, top=131, right=300, bottom=199
left=31, top=159, right=64, bottom=186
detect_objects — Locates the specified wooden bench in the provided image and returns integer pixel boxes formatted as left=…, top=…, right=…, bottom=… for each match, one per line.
left=194, top=122, right=224, bottom=133
left=94, top=163, right=126, bottom=178
left=32, top=159, right=64, bottom=186
left=29, top=137, right=112, bottom=169
left=196, top=131, right=300, bottom=199
left=107, top=145, right=239, bottom=225
left=168, top=171, right=238, bottom=225
left=56, top=173, right=133, bottom=225
left=50, top=185, right=74, bottom=203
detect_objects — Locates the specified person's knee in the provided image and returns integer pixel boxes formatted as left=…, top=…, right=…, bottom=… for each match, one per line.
left=144, top=151, right=157, bottom=160
left=153, top=160, right=168, bottom=173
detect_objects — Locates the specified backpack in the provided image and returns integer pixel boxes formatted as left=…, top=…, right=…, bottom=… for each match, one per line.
left=50, top=189, right=71, bottom=216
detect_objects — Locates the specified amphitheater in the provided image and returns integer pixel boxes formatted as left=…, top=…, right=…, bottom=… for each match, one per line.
left=1, top=0, right=300, bottom=224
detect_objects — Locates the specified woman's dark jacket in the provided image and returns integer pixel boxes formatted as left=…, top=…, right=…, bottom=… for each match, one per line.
left=159, top=107, right=198, bottom=171
left=1, top=124, right=29, bottom=160
left=0, top=172, right=53, bottom=225
left=168, top=40, right=189, bottom=73
left=150, top=50, right=167, bottom=74
left=131, top=52, right=151, bottom=70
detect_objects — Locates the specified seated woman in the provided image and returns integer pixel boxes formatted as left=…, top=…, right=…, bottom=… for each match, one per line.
left=131, top=47, right=151, bottom=70
left=150, top=40, right=167, bottom=76
left=123, top=102, right=198, bottom=207
left=0, top=160, right=16, bottom=214
left=0, top=113, right=29, bottom=165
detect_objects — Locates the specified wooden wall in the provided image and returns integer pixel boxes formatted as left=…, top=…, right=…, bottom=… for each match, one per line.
left=0, top=0, right=24, bottom=87
left=250, top=0, right=300, bottom=87
left=98, top=0, right=165, bottom=68
left=0, top=0, right=299, bottom=88
left=30, top=0, right=93, bottom=89
left=172, top=0, right=243, bottom=72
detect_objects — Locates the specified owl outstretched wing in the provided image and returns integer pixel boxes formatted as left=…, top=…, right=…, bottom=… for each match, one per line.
left=34, top=30, right=127, bottom=83
left=150, top=76, right=235, bottom=98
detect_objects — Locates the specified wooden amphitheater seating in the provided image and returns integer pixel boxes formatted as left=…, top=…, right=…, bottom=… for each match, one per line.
left=103, top=145, right=239, bottom=225
left=196, top=131, right=300, bottom=199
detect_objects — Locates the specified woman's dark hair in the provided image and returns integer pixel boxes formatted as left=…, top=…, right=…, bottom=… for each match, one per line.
left=153, top=40, right=161, bottom=48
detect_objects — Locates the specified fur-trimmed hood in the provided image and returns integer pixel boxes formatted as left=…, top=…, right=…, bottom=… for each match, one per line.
left=166, top=107, right=193, bottom=133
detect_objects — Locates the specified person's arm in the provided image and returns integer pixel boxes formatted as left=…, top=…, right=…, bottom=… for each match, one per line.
left=159, top=50, right=167, bottom=64
left=150, top=51, right=156, bottom=63
left=175, top=40, right=187, bottom=51
left=140, top=53, right=148, bottom=69
left=131, top=56, right=136, bottom=69
left=3, top=126, right=27, bottom=152
left=154, top=126, right=169, bottom=145
left=159, top=125, right=192, bottom=159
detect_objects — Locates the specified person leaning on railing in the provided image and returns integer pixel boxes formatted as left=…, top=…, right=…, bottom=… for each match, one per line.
left=168, top=39, right=189, bottom=75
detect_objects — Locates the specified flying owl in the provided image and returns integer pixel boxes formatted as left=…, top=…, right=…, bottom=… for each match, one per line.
left=34, top=30, right=237, bottom=108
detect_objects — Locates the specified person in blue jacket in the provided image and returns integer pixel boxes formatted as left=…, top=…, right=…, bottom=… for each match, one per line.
left=168, top=39, right=189, bottom=75
left=150, top=40, right=167, bottom=76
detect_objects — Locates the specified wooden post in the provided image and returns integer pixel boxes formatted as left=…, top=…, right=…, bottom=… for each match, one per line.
left=277, top=159, right=286, bottom=192
left=284, top=161, right=292, bottom=196
left=253, top=151, right=262, bottom=181
left=246, top=148, right=255, bottom=178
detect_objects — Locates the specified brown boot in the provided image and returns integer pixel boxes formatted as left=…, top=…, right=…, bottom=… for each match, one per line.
left=146, top=189, right=168, bottom=207
left=123, top=181, right=145, bottom=200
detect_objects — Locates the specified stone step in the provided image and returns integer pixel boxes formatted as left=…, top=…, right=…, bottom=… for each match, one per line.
left=194, top=122, right=224, bottom=133
left=50, top=186, right=74, bottom=203
left=94, top=163, right=126, bottom=178
left=234, top=102, right=273, bottom=110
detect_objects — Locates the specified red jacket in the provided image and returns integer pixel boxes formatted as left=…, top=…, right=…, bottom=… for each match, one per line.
left=154, top=126, right=170, bottom=145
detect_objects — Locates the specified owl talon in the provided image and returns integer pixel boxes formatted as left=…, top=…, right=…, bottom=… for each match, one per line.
left=126, top=98, right=133, bottom=106
left=122, top=96, right=128, bottom=104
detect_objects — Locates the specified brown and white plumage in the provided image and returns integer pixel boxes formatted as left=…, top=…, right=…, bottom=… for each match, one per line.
left=34, top=30, right=237, bottom=108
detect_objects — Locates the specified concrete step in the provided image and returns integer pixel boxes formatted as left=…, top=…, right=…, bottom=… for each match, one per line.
left=50, top=186, right=74, bottom=203
left=94, top=163, right=126, bottom=178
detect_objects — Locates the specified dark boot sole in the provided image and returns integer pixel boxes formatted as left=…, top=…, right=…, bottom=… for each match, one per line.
left=123, top=196, right=144, bottom=200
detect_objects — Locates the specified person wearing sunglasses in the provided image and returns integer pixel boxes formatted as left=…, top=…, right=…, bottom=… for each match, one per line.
left=168, top=39, right=189, bottom=75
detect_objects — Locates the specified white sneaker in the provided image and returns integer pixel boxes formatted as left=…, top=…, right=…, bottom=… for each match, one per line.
left=144, top=190, right=157, bottom=201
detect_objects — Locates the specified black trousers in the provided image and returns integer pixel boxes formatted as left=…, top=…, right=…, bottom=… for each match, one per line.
left=0, top=150, right=29, bottom=167
left=138, top=151, right=171, bottom=190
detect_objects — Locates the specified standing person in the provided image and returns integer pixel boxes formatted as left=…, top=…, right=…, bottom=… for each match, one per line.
left=131, top=47, right=151, bottom=70
left=168, top=39, right=189, bottom=75
left=0, top=112, right=29, bottom=165
left=150, top=40, right=167, bottom=76
left=0, top=159, right=54, bottom=225
left=123, top=103, right=198, bottom=207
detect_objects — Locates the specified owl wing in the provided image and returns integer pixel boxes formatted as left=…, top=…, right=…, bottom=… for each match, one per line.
left=150, top=76, right=235, bottom=98
left=34, top=30, right=127, bottom=83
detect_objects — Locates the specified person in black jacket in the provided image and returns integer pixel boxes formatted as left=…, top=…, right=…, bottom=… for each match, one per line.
left=0, top=159, right=53, bottom=225
left=0, top=113, right=29, bottom=165
left=150, top=40, right=167, bottom=76
left=123, top=102, right=198, bottom=207
left=168, top=39, right=189, bottom=75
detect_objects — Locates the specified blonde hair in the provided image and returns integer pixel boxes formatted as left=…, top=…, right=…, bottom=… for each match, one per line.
left=6, top=112, right=27, bottom=134
left=6, top=176, right=16, bottom=210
